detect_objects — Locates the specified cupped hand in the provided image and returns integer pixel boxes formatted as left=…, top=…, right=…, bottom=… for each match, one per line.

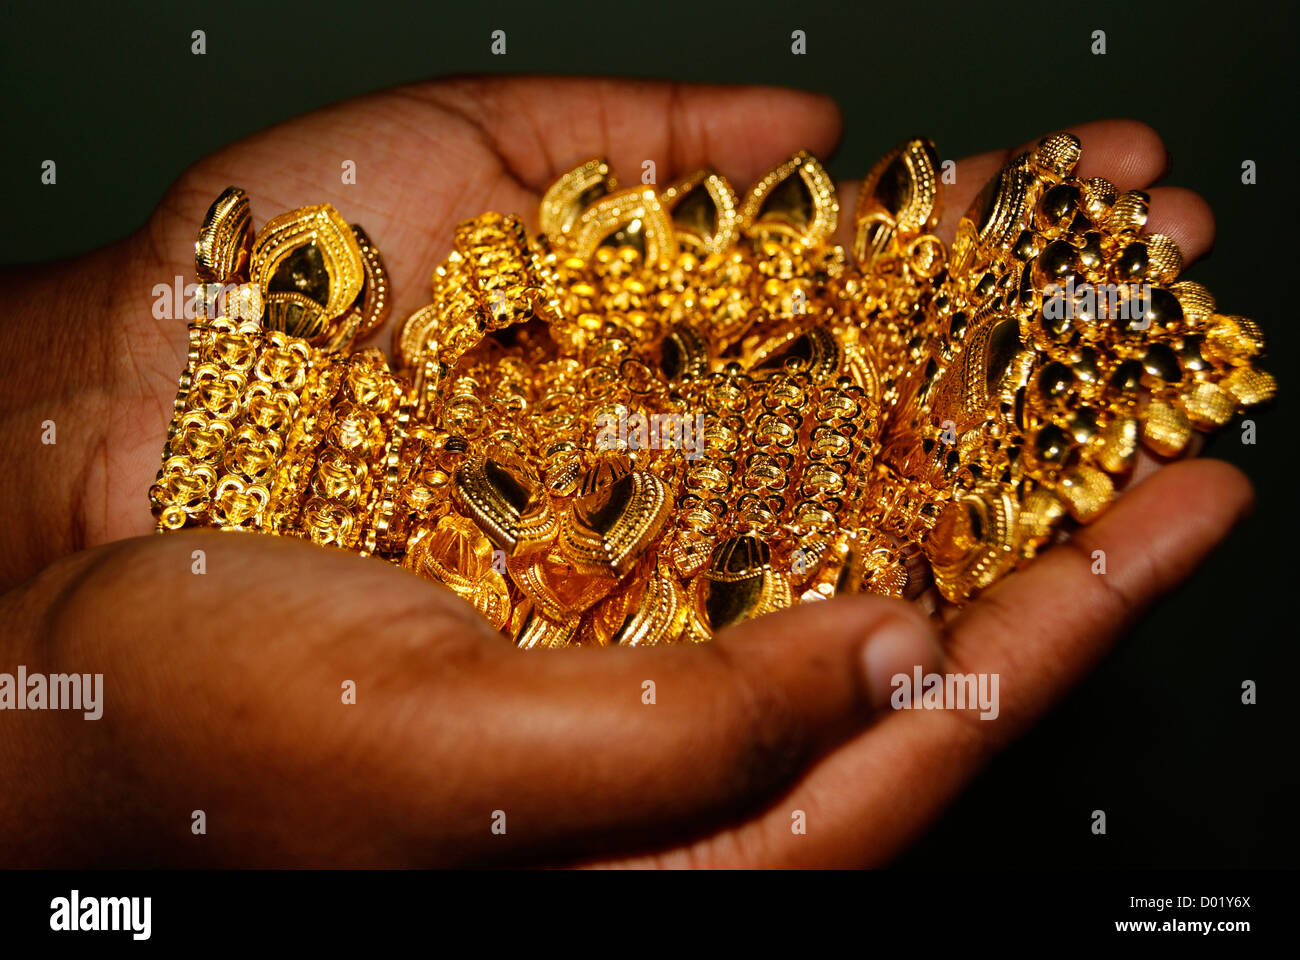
left=0, top=77, right=1253, bottom=866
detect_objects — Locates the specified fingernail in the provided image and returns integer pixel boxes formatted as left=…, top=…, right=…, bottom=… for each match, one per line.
left=861, top=618, right=937, bottom=713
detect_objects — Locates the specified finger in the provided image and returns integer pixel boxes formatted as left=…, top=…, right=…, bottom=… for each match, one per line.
left=832, top=180, right=861, bottom=249
left=1144, top=186, right=1215, bottom=262
left=606, top=458, right=1252, bottom=867
left=936, top=119, right=1168, bottom=244
left=424, top=76, right=844, bottom=195
left=836, top=180, right=1214, bottom=268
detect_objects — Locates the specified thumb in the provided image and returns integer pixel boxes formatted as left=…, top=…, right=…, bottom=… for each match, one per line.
left=452, top=593, right=943, bottom=862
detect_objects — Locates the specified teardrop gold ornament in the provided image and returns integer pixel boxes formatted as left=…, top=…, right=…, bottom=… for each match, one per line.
left=451, top=454, right=557, bottom=553
left=586, top=562, right=689, bottom=646
left=661, top=170, right=739, bottom=254
left=569, top=187, right=678, bottom=263
left=737, top=151, right=838, bottom=246
left=539, top=158, right=618, bottom=238
left=746, top=326, right=842, bottom=383
left=951, top=151, right=1036, bottom=272
left=853, top=138, right=943, bottom=271
left=688, top=535, right=793, bottom=635
left=507, top=545, right=617, bottom=622
left=340, top=223, right=391, bottom=344
left=926, top=483, right=1021, bottom=602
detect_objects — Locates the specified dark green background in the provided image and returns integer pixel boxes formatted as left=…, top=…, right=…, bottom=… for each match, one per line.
left=3, top=0, right=1295, bottom=866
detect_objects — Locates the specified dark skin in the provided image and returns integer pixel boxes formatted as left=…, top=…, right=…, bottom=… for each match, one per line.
left=0, top=77, right=1252, bottom=867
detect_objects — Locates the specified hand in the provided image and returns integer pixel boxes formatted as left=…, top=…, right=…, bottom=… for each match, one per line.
left=0, top=78, right=1253, bottom=866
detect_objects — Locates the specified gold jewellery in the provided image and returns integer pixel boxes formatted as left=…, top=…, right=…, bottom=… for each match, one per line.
left=150, top=133, right=1275, bottom=646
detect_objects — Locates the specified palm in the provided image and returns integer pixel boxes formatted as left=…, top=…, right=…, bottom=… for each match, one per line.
left=13, top=77, right=1253, bottom=866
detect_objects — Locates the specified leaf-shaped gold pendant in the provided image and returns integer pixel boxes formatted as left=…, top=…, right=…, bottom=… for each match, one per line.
left=451, top=454, right=557, bottom=553
left=195, top=186, right=253, bottom=284
left=251, top=203, right=365, bottom=348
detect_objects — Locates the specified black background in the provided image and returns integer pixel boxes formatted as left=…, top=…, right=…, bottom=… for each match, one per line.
left=2, top=0, right=1295, bottom=866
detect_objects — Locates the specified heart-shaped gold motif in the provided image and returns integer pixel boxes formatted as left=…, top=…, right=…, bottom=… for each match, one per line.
left=570, top=187, right=677, bottom=263
left=539, top=158, right=618, bottom=238
left=452, top=455, right=557, bottom=553
left=853, top=138, right=942, bottom=270
left=585, top=562, right=688, bottom=646
left=210, top=475, right=270, bottom=528
left=559, top=468, right=672, bottom=577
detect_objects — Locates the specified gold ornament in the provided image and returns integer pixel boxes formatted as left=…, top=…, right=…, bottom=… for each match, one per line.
left=151, top=132, right=1274, bottom=642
